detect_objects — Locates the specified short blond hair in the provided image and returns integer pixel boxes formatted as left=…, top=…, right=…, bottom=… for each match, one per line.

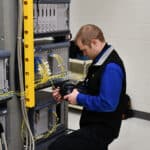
left=75, top=24, right=105, bottom=47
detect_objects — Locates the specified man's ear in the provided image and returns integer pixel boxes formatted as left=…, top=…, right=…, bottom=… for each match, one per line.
left=91, top=39, right=98, bottom=49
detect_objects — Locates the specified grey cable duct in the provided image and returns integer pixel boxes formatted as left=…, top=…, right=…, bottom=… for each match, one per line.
left=17, top=0, right=35, bottom=149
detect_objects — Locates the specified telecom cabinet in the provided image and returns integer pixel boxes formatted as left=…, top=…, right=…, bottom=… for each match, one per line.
left=32, top=40, right=70, bottom=149
left=23, top=0, right=71, bottom=149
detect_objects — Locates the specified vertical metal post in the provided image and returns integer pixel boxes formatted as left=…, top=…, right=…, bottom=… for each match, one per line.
left=23, top=0, right=35, bottom=108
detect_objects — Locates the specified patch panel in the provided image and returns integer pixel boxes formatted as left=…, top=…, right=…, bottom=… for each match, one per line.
left=29, top=89, right=68, bottom=139
left=34, top=41, right=70, bottom=88
left=34, top=1, right=70, bottom=35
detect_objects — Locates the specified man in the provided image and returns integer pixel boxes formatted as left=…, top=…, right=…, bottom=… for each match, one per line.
left=49, top=24, right=126, bottom=150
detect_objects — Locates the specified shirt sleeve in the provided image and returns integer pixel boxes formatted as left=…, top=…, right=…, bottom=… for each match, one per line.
left=77, top=63, right=124, bottom=112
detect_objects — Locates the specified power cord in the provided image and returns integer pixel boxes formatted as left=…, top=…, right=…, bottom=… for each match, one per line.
left=0, top=123, right=8, bottom=150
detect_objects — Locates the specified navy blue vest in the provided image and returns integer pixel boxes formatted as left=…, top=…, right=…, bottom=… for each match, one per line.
left=80, top=50, right=126, bottom=138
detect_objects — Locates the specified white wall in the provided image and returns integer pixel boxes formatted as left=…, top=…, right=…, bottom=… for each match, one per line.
left=70, top=0, right=150, bottom=113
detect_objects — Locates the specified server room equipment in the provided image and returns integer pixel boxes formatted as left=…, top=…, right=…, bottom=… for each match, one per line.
left=34, top=0, right=71, bottom=37
left=29, top=90, right=68, bottom=138
left=28, top=88, right=68, bottom=150
left=0, top=50, right=11, bottom=150
left=34, top=41, right=70, bottom=88
left=0, top=50, right=12, bottom=102
left=23, top=0, right=71, bottom=149
left=29, top=91, right=57, bottom=140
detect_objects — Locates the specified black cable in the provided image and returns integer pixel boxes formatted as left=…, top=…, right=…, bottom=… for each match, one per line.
left=0, top=123, right=4, bottom=134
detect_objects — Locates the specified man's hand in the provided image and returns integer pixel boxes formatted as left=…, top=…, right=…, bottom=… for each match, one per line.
left=64, top=89, right=79, bottom=105
left=52, top=87, right=63, bottom=103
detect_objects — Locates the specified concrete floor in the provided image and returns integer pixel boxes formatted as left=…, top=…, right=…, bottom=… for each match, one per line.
left=68, top=110, right=150, bottom=150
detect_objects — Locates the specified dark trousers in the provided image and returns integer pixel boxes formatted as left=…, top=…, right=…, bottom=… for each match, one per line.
left=48, top=126, right=114, bottom=150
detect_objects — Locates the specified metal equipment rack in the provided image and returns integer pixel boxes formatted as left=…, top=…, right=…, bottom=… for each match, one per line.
left=23, top=0, right=71, bottom=149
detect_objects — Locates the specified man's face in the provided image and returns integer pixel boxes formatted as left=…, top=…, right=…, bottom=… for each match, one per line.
left=77, top=40, right=96, bottom=60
